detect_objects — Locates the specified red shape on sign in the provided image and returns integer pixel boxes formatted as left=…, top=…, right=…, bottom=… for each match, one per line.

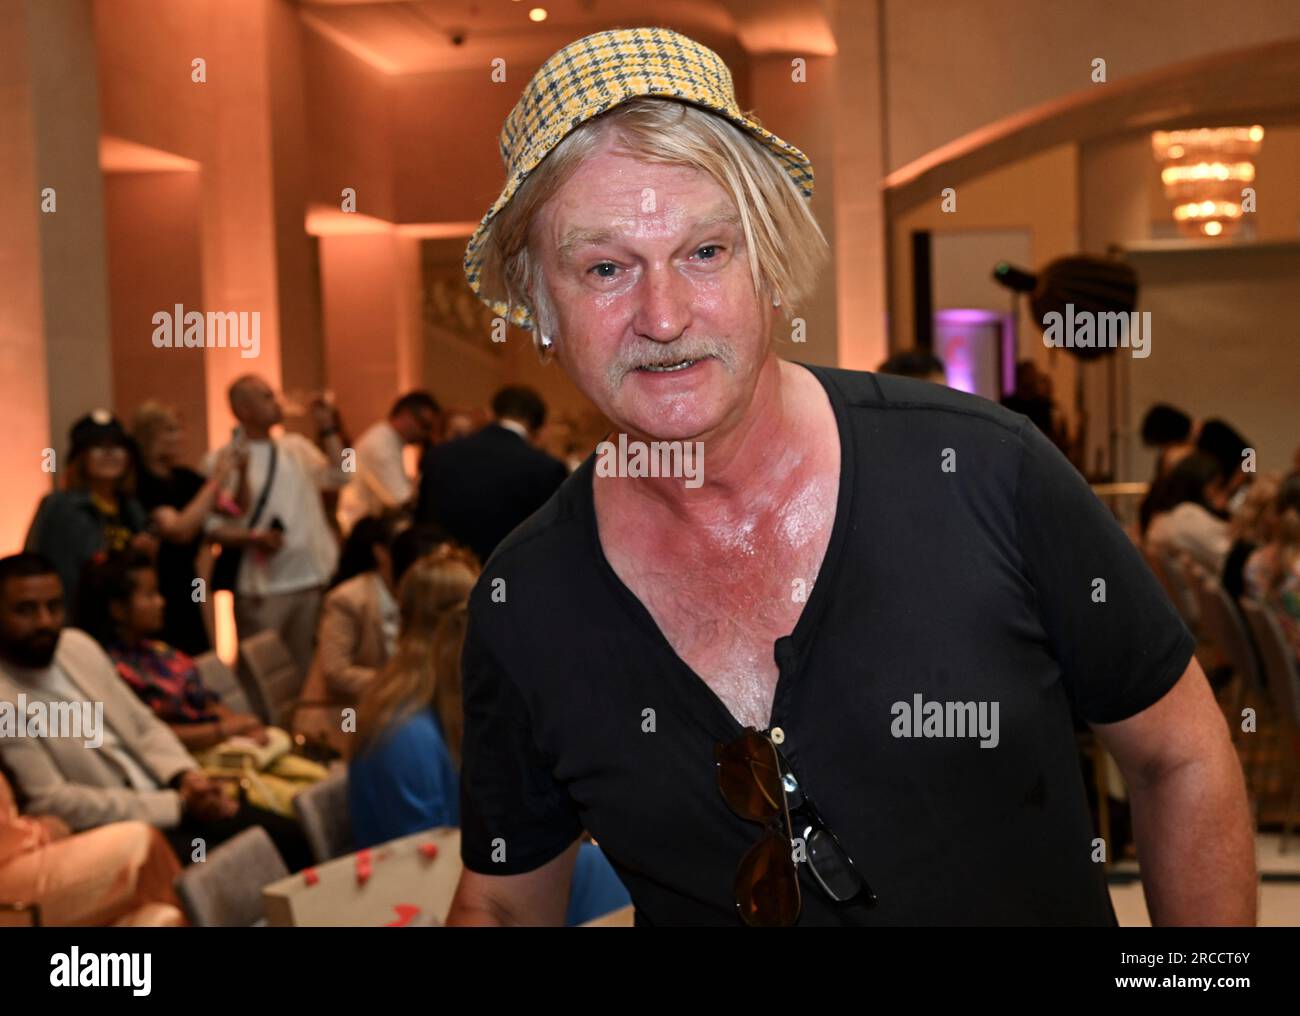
left=385, top=904, right=420, bottom=927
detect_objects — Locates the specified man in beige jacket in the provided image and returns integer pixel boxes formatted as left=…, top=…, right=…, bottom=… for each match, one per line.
left=0, top=553, right=312, bottom=872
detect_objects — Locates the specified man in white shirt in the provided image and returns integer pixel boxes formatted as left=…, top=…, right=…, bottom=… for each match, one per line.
left=208, top=376, right=347, bottom=670
left=336, top=391, right=441, bottom=535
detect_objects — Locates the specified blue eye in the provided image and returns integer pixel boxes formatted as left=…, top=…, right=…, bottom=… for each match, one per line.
left=590, top=262, right=618, bottom=278
left=696, top=245, right=721, bottom=259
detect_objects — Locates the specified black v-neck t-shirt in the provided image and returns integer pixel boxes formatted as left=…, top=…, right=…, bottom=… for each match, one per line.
left=458, top=365, right=1194, bottom=926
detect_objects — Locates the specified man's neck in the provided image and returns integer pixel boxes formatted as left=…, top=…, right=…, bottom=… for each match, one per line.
left=497, top=418, right=529, bottom=440
left=0, top=649, right=55, bottom=677
left=242, top=423, right=272, bottom=442
left=607, top=356, right=818, bottom=521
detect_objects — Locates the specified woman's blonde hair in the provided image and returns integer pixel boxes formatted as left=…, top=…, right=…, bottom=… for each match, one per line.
left=1273, top=476, right=1300, bottom=593
left=129, top=401, right=179, bottom=462
left=1230, top=472, right=1280, bottom=543
left=476, top=97, right=828, bottom=352
left=351, top=545, right=479, bottom=764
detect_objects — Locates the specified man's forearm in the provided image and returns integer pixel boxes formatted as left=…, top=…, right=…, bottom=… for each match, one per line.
left=1128, top=749, right=1256, bottom=925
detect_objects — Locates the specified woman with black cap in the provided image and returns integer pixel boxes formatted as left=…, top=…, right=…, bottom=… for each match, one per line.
left=24, top=410, right=157, bottom=610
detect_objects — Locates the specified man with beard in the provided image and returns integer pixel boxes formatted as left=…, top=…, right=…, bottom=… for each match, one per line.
left=0, top=553, right=310, bottom=873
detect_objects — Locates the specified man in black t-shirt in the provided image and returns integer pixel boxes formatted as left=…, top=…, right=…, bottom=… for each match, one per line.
left=444, top=29, right=1255, bottom=927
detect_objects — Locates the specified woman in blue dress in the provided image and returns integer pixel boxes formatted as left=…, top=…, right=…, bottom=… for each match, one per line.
left=347, top=546, right=629, bottom=926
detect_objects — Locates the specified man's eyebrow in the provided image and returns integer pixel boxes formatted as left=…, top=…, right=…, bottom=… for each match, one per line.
left=555, top=209, right=741, bottom=262
left=557, top=228, right=617, bottom=261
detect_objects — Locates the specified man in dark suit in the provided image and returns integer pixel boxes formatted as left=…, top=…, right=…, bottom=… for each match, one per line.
left=417, top=386, right=568, bottom=564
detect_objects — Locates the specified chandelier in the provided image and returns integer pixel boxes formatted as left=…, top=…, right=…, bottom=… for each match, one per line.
left=1151, top=126, right=1264, bottom=238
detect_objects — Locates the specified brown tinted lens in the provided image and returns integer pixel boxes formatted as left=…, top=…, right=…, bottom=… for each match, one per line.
left=734, top=828, right=801, bottom=927
left=716, top=732, right=783, bottom=821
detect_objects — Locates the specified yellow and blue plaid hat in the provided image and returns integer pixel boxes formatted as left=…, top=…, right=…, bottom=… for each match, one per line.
left=463, top=27, right=815, bottom=330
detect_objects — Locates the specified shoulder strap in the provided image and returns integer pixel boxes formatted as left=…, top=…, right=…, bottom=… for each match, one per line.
left=246, top=442, right=279, bottom=529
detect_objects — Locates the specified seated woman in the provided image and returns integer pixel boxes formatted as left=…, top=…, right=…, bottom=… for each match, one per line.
left=348, top=549, right=631, bottom=926
left=1223, top=473, right=1281, bottom=600
left=295, top=519, right=451, bottom=757
left=78, top=551, right=328, bottom=825
left=0, top=770, right=185, bottom=926
left=1244, top=474, right=1300, bottom=662
left=1144, top=451, right=1233, bottom=578
left=76, top=550, right=267, bottom=752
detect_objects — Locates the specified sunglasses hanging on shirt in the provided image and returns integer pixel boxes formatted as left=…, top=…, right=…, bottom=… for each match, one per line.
left=715, top=727, right=876, bottom=927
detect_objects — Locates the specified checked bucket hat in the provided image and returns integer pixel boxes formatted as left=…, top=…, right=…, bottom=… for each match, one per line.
left=462, top=27, right=816, bottom=330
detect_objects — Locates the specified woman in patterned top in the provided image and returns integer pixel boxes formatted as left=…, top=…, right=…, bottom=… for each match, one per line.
left=77, top=551, right=268, bottom=753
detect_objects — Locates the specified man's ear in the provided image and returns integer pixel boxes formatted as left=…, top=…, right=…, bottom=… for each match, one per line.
left=108, top=599, right=129, bottom=625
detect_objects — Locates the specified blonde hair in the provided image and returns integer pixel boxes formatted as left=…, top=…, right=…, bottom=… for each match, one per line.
left=129, top=401, right=179, bottom=461
left=351, top=546, right=479, bottom=763
left=1230, top=473, right=1280, bottom=543
left=477, top=97, right=827, bottom=353
left=1274, top=478, right=1300, bottom=594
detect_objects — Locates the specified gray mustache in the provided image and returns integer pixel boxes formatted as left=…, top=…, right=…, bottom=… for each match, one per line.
left=611, top=339, right=735, bottom=380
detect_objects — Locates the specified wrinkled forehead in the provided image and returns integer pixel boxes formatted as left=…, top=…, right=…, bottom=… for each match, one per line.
left=536, top=142, right=738, bottom=255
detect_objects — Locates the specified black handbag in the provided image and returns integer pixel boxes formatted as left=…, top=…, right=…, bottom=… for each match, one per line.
left=211, top=442, right=278, bottom=591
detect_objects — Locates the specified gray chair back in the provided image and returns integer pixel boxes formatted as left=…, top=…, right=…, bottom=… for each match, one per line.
left=1240, top=598, right=1300, bottom=733
left=175, top=827, right=288, bottom=927
left=237, top=630, right=304, bottom=726
left=1196, top=577, right=1262, bottom=690
left=193, top=650, right=255, bottom=716
left=294, top=770, right=354, bottom=863
left=1157, top=551, right=1201, bottom=630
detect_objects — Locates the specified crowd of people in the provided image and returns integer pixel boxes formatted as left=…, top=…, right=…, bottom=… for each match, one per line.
left=0, top=374, right=630, bottom=926
left=1138, top=403, right=1300, bottom=662
left=879, top=350, right=1300, bottom=670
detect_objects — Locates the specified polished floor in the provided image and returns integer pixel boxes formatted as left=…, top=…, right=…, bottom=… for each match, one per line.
left=1109, top=833, right=1300, bottom=926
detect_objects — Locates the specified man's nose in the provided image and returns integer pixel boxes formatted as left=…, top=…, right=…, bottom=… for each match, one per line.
left=632, top=266, right=692, bottom=343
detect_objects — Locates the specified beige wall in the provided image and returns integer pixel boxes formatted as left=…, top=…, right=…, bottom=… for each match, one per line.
left=318, top=232, right=411, bottom=436
left=1121, top=245, right=1300, bottom=481
left=103, top=170, right=209, bottom=467
left=881, top=0, right=1300, bottom=173
left=891, top=144, right=1079, bottom=359
left=749, top=52, right=839, bottom=368
left=302, top=24, right=395, bottom=221
left=830, top=0, right=888, bottom=372
left=0, top=0, right=117, bottom=551
left=0, top=0, right=56, bottom=552
left=93, top=0, right=304, bottom=448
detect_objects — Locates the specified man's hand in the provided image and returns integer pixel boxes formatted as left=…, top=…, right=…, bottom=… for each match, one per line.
left=249, top=528, right=284, bottom=555
left=35, top=815, right=71, bottom=844
left=210, top=445, right=245, bottom=487
left=179, top=771, right=239, bottom=822
left=129, top=531, right=160, bottom=559
left=223, top=713, right=269, bottom=745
